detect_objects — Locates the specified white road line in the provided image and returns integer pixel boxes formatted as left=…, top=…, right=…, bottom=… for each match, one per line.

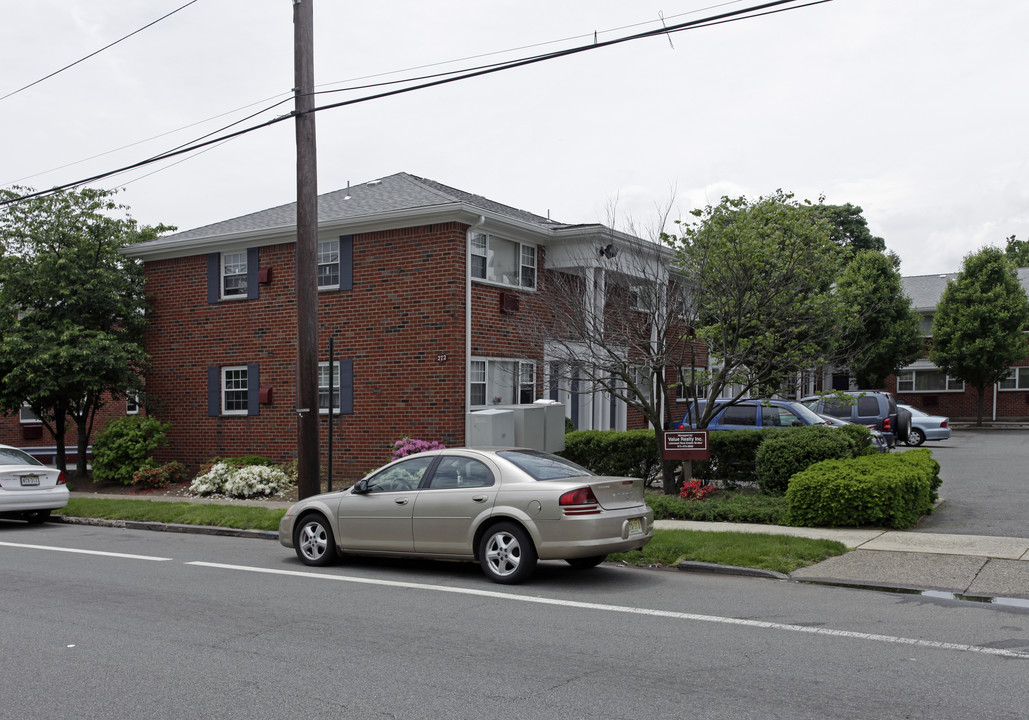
left=187, top=561, right=1029, bottom=660
left=0, top=541, right=172, bottom=561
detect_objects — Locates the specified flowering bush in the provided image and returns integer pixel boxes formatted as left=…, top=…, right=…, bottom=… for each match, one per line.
left=390, top=437, right=445, bottom=462
left=189, top=462, right=294, bottom=498
left=679, top=479, right=719, bottom=502
left=131, top=461, right=186, bottom=490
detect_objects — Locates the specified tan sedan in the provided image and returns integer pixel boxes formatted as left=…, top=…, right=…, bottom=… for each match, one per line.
left=279, top=448, right=653, bottom=584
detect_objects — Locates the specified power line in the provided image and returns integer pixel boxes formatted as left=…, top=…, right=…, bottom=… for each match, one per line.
left=1, top=0, right=832, bottom=207
left=0, top=0, right=200, bottom=103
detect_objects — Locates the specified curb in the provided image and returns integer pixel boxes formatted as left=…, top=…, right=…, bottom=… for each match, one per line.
left=677, top=560, right=789, bottom=581
left=55, top=515, right=279, bottom=541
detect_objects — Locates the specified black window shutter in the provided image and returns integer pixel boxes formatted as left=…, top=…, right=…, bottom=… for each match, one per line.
left=246, top=247, right=260, bottom=299
left=207, top=366, right=220, bottom=416
left=207, top=253, right=220, bottom=303
left=339, top=358, right=354, bottom=414
left=247, top=363, right=260, bottom=416
left=340, top=235, right=353, bottom=291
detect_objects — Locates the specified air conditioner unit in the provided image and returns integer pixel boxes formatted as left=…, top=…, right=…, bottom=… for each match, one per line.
left=500, top=292, right=520, bottom=314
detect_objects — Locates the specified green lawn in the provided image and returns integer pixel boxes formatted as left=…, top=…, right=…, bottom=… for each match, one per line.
left=55, top=497, right=847, bottom=573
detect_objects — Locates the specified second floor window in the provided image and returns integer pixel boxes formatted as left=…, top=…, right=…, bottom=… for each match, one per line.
left=318, top=240, right=340, bottom=288
left=469, top=232, right=536, bottom=289
left=222, top=252, right=247, bottom=298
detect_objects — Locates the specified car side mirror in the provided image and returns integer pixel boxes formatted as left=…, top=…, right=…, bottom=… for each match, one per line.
left=352, top=479, right=369, bottom=494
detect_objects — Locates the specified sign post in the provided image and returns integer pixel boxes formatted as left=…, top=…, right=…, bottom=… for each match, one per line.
left=662, top=430, right=710, bottom=492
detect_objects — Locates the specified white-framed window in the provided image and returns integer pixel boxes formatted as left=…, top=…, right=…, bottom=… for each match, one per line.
left=999, top=367, right=1029, bottom=391
left=222, top=366, right=249, bottom=414
left=676, top=367, right=706, bottom=402
left=470, top=358, right=535, bottom=407
left=632, top=366, right=652, bottom=402
left=317, top=240, right=340, bottom=289
left=469, top=232, right=536, bottom=289
left=19, top=402, right=41, bottom=424
left=126, top=394, right=140, bottom=415
left=896, top=369, right=964, bottom=392
left=318, top=361, right=341, bottom=413
left=221, top=251, right=248, bottom=298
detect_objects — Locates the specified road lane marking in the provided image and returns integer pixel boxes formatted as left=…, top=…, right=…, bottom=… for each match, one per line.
left=186, top=561, right=1029, bottom=660
left=0, top=540, right=172, bottom=561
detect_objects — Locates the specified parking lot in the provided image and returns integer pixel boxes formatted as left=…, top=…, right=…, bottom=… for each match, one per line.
left=904, top=427, right=1029, bottom=538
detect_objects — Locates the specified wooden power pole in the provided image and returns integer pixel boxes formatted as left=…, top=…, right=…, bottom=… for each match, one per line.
left=294, top=0, right=320, bottom=499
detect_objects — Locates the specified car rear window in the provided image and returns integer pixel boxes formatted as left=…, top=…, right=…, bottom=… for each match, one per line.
left=0, top=447, right=42, bottom=466
left=497, top=450, right=595, bottom=481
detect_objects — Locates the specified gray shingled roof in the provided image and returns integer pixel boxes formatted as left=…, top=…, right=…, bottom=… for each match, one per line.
left=902, top=268, right=1029, bottom=310
left=132, top=172, right=563, bottom=247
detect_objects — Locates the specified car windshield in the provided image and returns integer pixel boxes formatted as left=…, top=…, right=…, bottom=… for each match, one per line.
left=497, top=449, right=595, bottom=481
left=786, top=402, right=828, bottom=425
left=902, top=405, right=928, bottom=417
left=0, top=447, right=42, bottom=466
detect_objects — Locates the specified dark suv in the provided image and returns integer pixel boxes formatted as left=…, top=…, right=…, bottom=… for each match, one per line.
left=800, top=391, right=910, bottom=448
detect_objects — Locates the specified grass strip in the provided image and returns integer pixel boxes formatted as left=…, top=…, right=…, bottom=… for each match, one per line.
left=57, top=498, right=286, bottom=532
left=610, top=528, right=848, bottom=574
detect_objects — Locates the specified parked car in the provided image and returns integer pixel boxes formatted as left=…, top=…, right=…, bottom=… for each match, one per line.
left=0, top=444, right=69, bottom=524
left=673, top=398, right=829, bottom=431
left=800, top=391, right=910, bottom=448
left=817, top=413, right=889, bottom=453
left=898, top=404, right=950, bottom=446
left=279, top=448, right=654, bottom=584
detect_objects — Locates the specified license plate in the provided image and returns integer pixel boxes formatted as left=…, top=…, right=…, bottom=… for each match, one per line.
left=627, top=517, right=643, bottom=535
left=20, top=475, right=40, bottom=486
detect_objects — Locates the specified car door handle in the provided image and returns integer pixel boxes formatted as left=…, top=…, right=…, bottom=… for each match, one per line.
left=472, top=495, right=488, bottom=503
left=394, top=498, right=409, bottom=506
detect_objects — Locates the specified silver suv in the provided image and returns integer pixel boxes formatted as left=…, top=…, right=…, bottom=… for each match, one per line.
left=800, top=391, right=911, bottom=448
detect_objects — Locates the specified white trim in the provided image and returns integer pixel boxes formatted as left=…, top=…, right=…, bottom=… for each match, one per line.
left=221, top=365, right=249, bottom=415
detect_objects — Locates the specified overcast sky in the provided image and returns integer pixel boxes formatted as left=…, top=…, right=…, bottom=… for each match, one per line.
left=2, top=0, right=1026, bottom=277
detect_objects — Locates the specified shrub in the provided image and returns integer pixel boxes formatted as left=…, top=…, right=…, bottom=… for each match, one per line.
left=564, top=416, right=576, bottom=434
left=560, top=430, right=660, bottom=482
left=835, top=423, right=879, bottom=456
left=784, top=449, right=942, bottom=528
left=647, top=492, right=787, bottom=524
left=131, top=460, right=186, bottom=490
left=691, top=429, right=774, bottom=488
left=391, top=438, right=445, bottom=461
left=189, top=461, right=294, bottom=498
left=91, top=416, right=171, bottom=486
left=679, top=479, right=719, bottom=502
left=754, top=425, right=858, bottom=495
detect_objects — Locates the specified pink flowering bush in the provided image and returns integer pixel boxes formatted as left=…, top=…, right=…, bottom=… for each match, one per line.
left=391, top=437, right=445, bottom=461
left=679, top=479, right=719, bottom=502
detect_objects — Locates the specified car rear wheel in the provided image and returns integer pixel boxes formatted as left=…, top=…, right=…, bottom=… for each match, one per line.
left=294, top=514, right=338, bottom=567
left=24, top=509, right=51, bottom=524
left=479, top=522, right=537, bottom=584
left=906, top=427, right=926, bottom=447
left=565, top=555, right=606, bottom=570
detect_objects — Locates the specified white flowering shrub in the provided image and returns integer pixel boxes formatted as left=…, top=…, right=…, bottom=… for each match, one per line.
left=189, top=461, right=294, bottom=498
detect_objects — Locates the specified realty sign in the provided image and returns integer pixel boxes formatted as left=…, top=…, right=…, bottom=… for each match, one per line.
left=662, top=430, right=710, bottom=460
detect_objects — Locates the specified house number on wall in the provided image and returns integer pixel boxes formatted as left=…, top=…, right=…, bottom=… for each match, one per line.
left=436, top=353, right=448, bottom=363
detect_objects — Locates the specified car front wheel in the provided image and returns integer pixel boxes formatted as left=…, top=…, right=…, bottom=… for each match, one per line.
left=294, top=514, right=338, bottom=567
left=479, top=522, right=537, bottom=584
left=906, top=427, right=926, bottom=447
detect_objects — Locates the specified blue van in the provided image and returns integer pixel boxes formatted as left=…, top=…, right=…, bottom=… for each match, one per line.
left=673, top=399, right=828, bottom=431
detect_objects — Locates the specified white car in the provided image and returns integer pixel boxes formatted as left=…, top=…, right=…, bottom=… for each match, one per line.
left=898, top=404, right=951, bottom=446
left=0, top=444, right=69, bottom=524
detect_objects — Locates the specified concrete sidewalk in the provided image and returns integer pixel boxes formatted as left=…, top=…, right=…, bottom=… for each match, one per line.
left=656, top=519, right=1029, bottom=602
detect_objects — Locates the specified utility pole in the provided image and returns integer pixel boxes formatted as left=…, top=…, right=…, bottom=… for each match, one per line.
left=294, top=0, right=320, bottom=499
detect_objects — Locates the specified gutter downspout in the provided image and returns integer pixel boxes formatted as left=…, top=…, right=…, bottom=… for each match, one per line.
left=466, top=216, right=486, bottom=444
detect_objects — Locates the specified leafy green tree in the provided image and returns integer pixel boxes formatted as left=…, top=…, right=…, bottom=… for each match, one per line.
left=813, top=203, right=886, bottom=259
left=0, top=187, right=173, bottom=475
left=665, top=190, right=845, bottom=429
left=1004, top=234, right=1029, bottom=267
left=834, top=249, right=922, bottom=387
left=930, top=247, right=1029, bottom=425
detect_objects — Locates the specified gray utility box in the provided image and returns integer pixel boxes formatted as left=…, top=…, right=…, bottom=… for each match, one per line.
left=466, top=400, right=565, bottom=452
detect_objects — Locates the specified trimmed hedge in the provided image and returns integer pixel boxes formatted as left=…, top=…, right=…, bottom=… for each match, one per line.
left=784, top=449, right=942, bottom=529
left=560, top=430, right=660, bottom=482
left=754, top=425, right=859, bottom=495
left=692, top=430, right=773, bottom=488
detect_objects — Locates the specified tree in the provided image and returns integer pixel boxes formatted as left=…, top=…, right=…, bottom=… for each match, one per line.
left=664, top=191, right=846, bottom=428
left=1003, top=234, right=1029, bottom=267
left=812, top=202, right=886, bottom=259
left=930, top=247, right=1029, bottom=425
left=833, top=249, right=922, bottom=387
left=0, top=187, right=172, bottom=476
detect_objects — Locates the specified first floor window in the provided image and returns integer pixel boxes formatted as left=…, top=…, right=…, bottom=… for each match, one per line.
left=676, top=367, right=706, bottom=401
left=19, top=402, right=40, bottom=424
left=319, top=361, right=341, bottom=413
left=126, top=394, right=140, bottom=415
left=222, top=366, right=249, bottom=414
left=897, top=369, right=964, bottom=392
left=999, top=367, right=1029, bottom=390
left=470, top=358, right=535, bottom=407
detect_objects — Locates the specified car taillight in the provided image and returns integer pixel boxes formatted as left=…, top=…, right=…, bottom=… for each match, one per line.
left=57, top=471, right=67, bottom=485
left=560, top=487, right=601, bottom=515
left=882, top=417, right=892, bottom=432
left=941, top=420, right=948, bottom=428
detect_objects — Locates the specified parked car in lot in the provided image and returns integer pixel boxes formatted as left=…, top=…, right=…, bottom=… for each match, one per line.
left=817, top=413, right=890, bottom=453
left=898, top=404, right=951, bottom=446
left=279, top=448, right=654, bottom=584
left=0, top=444, right=68, bottom=524
left=800, top=390, right=910, bottom=448
left=672, top=398, right=828, bottom=431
